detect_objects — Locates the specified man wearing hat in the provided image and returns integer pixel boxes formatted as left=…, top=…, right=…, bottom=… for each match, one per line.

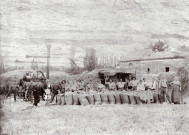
left=26, top=80, right=34, bottom=103
left=105, top=77, right=117, bottom=91
left=116, top=79, right=125, bottom=91
left=60, top=80, right=66, bottom=94
left=131, top=77, right=138, bottom=91
left=32, top=82, right=43, bottom=106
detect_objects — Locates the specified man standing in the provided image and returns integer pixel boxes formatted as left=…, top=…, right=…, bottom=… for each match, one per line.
left=78, top=80, right=85, bottom=91
left=143, top=78, right=149, bottom=90
left=116, top=79, right=125, bottom=91
left=85, top=82, right=93, bottom=93
left=60, top=80, right=66, bottom=94
left=131, top=77, right=138, bottom=90
left=149, top=78, right=158, bottom=90
left=159, top=77, right=171, bottom=104
left=137, top=80, right=145, bottom=91
left=124, top=78, right=129, bottom=90
left=127, top=79, right=133, bottom=91
left=32, top=82, right=42, bottom=106
left=97, top=81, right=106, bottom=92
left=50, top=81, right=61, bottom=103
left=105, top=77, right=116, bottom=91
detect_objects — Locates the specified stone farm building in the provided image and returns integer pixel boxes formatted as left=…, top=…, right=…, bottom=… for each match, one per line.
left=119, top=51, right=188, bottom=79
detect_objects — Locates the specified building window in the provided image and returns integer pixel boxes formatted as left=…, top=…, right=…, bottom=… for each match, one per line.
left=147, top=68, right=150, bottom=72
left=165, top=67, right=169, bottom=72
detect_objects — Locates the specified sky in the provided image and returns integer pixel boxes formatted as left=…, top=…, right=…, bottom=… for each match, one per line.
left=1, top=0, right=189, bottom=68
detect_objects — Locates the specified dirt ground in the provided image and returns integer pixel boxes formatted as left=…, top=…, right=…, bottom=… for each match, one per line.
left=1, top=99, right=189, bottom=135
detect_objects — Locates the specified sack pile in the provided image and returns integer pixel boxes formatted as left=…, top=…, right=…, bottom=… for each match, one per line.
left=55, top=90, right=162, bottom=106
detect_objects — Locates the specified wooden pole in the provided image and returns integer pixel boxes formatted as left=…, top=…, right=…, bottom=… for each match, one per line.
left=46, top=45, right=51, bottom=79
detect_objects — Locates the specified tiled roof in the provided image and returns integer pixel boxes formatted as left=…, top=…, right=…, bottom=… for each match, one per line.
left=120, top=50, right=187, bottom=62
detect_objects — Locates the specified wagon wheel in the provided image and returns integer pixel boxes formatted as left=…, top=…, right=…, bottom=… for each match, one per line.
left=31, top=70, right=46, bottom=81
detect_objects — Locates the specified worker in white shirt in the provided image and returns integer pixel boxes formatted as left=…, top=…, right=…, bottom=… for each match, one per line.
left=97, top=81, right=106, bottom=92
left=105, top=77, right=116, bottom=91
left=137, top=80, right=145, bottom=91
left=131, top=77, right=138, bottom=90
left=137, top=80, right=147, bottom=102
left=159, top=77, right=171, bottom=103
left=149, top=78, right=158, bottom=90
left=143, top=78, right=149, bottom=90
left=116, top=79, right=125, bottom=91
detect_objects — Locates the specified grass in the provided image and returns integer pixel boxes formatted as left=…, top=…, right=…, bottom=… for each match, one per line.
left=1, top=99, right=189, bottom=135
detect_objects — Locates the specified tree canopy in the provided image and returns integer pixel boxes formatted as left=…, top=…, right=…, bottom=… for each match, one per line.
left=83, top=48, right=97, bottom=71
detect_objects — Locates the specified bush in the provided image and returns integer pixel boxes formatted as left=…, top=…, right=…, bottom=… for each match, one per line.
left=177, top=67, right=189, bottom=95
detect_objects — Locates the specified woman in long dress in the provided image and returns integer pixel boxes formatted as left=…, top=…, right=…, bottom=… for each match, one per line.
left=170, top=77, right=182, bottom=104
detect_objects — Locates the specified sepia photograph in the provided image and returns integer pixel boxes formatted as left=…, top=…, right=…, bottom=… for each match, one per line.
left=0, top=0, right=189, bottom=135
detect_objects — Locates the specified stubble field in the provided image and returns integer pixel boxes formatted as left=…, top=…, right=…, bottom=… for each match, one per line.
left=1, top=99, right=189, bottom=135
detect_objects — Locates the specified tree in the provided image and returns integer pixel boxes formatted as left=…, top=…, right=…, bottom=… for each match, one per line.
left=31, top=59, right=38, bottom=70
left=177, top=66, right=189, bottom=95
left=147, top=40, right=169, bottom=52
left=83, top=48, right=97, bottom=71
left=178, top=45, right=189, bottom=52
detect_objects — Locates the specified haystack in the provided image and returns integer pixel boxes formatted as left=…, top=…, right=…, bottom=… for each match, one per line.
left=49, top=71, right=70, bottom=83
left=68, top=69, right=102, bottom=90
left=0, top=69, right=34, bottom=86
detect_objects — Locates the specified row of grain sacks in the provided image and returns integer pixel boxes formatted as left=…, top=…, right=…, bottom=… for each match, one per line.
left=56, top=93, right=163, bottom=106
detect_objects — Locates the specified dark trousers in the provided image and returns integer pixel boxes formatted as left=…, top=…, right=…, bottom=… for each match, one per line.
left=160, top=87, right=171, bottom=103
left=25, top=90, right=33, bottom=103
left=41, top=92, right=45, bottom=101
left=128, top=86, right=133, bottom=91
left=50, top=93, right=57, bottom=103
left=33, top=92, right=40, bottom=106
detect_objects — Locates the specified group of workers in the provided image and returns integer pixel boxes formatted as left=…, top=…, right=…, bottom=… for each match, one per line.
left=98, top=76, right=182, bottom=104
left=0, top=75, right=182, bottom=106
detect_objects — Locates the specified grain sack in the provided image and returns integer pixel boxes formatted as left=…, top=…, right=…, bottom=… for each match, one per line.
left=107, top=94, right=116, bottom=104
left=73, top=94, right=80, bottom=105
left=60, top=96, right=66, bottom=105
left=137, top=91, right=147, bottom=102
left=57, top=94, right=63, bottom=105
left=134, top=96, right=143, bottom=105
left=120, top=94, right=130, bottom=104
left=114, top=93, right=122, bottom=104
left=86, top=95, right=95, bottom=105
left=153, top=94, right=160, bottom=103
left=100, top=94, right=109, bottom=104
left=65, top=94, right=73, bottom=105
left=129, top=95, right=137, bottom=105
left=94, top=94, right=102, bottom=105
left=79, top=95, right=89, bottom=106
